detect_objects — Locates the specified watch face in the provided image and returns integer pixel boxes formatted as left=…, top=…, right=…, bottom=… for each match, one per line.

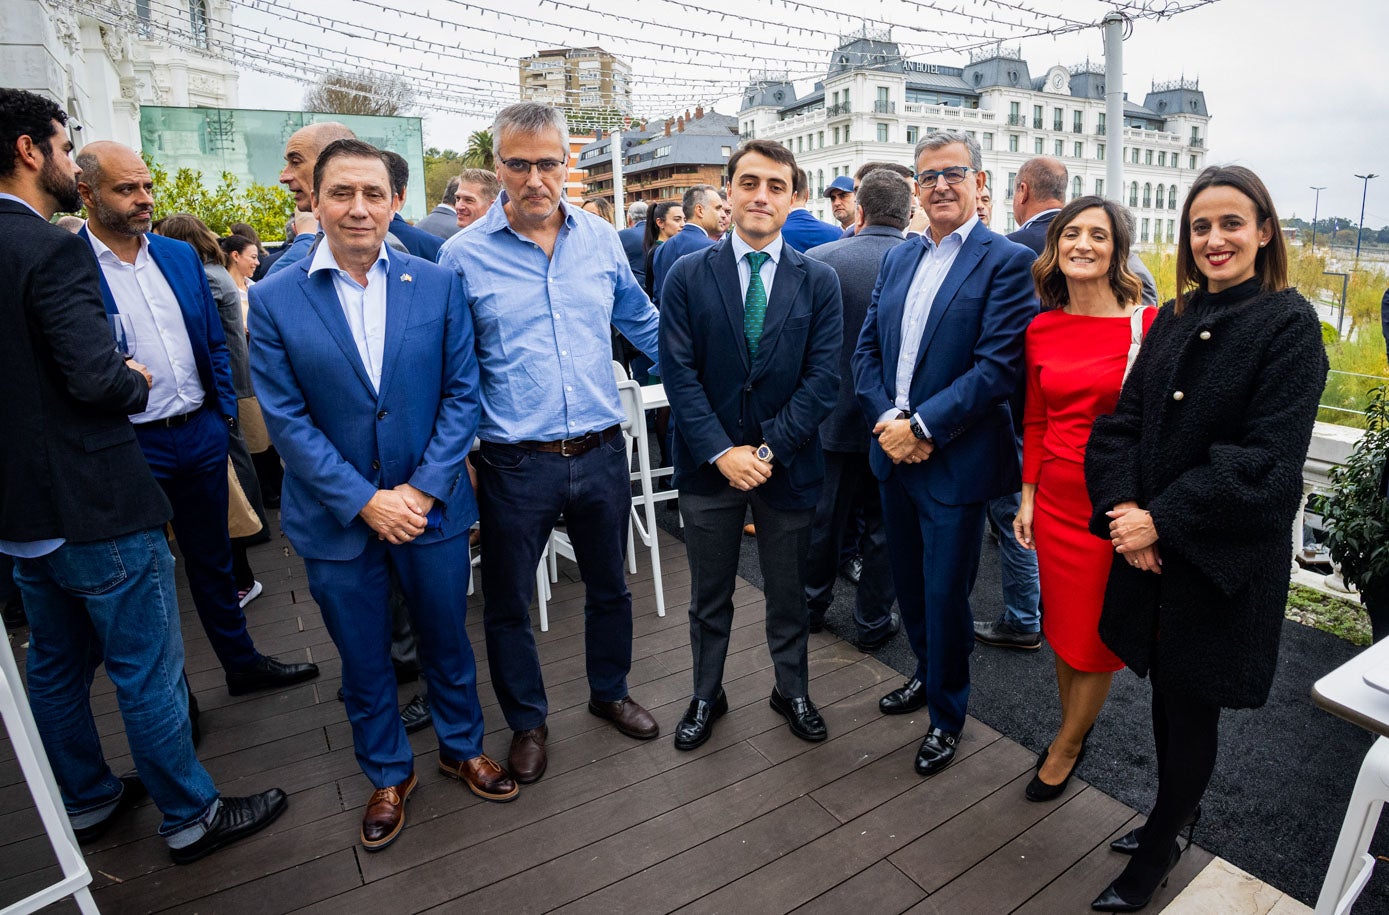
left=757, top=444, right=772, bottom=461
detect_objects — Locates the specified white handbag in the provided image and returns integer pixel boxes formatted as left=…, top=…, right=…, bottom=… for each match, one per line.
left=1122, top=305, right=1153, bottom=383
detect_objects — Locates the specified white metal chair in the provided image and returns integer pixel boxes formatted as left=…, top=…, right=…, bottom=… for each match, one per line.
left=1316, top=735, right=1389, bottom=915
left=0, top=637, right=99, bottom=914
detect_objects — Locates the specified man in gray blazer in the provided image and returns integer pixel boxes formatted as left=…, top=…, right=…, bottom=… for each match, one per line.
left=802, top=168, right=909, bottom=650
left=415, top=175, right=462, bottom=241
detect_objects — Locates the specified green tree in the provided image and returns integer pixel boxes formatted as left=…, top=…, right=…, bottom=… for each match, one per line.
left=423, top=147, right=463, bottom=208
left=144, top=155, right=295, bottom=241
left=462, top=130, right=494, bottom=170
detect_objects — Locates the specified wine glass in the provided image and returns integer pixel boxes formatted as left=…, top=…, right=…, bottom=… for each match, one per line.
left=108, top=314, right=136, bottom=358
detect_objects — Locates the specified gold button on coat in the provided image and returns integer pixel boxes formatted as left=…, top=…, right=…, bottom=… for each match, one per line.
left=1173, top=391, right=1185, bottom=401
left=1199, top=330, right=1211, bottom=340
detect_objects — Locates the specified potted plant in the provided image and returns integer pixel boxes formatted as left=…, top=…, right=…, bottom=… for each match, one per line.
left=1324, top=384, right=1389, bottom=642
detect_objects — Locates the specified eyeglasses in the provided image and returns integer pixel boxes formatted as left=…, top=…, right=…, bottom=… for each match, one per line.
left=915, top=166, right=974, bottom=187
left=500, top=157, right=565, bottom=176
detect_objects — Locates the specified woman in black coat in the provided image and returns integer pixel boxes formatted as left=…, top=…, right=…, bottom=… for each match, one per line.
left=1083, top=166, right=1327, bottom=911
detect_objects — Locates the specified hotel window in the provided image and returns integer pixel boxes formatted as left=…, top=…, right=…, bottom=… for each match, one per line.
left=1097, top=113, right=1106, bottom=132
left=1008, top=134, right=1019, bottom=152
left=1073, top=141, right=1083, bottom=158
left=1158, top=151, right=1167, bottom=167
left=1054, top=140, right=1063, bottom=156
left=1131, top=147, right=1140, bottom=164
left=1168, top=185, right=1178, bottom=209
left=906, top=126, right=918, bottom=144
left=1032, top=104, right=1043, bottom=128
left=983, top=132, right=993, bottom=151
left=1053, top=108, right=1063, bottom=131
left=1034, top=138, right=1043, bottom=154
left=1129, top=182, right=1138, bottom=207
left=1145, top=149, right=1153, bottom=165
left=189, top=0, right=208, bottom=47
left=1072, top=176, right=1081, bottom=199
left=833, top=126, right=840, bottom=145
left=877, top=123, right=888, bottom=142
left=1009, top=101, right=1021, bottom=120
left=1142, top=183, right=1152, bottom=207
left=1097, top=143, right=1105, bottom=161
left=1073, top=110, right=1083, bottom=133
left=1007, top=172, right=1017, bottom=198
left=1167, top=219, right=1175, bottom=242
left=1094, top=178, right=1104, bottom=197
left=136, top=0, right=152, bottom=35
left=817, top=170, right=824, bottom=193
left=797, top=137, right=803, bottom=154
left=818, top=131, right=824, bottom=148
left=1141, top=218, right=1150, bottom=242
left=1189, top=155, right=1197, bottom=169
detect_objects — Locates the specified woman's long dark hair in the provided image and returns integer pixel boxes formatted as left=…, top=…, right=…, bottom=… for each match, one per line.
left=1031, top=196, right=1142, bottom=311
left=643, top=201, right=681, bottom=253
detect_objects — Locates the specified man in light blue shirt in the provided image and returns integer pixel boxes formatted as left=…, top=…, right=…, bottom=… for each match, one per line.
left=438, top=102, right=662, bottom=783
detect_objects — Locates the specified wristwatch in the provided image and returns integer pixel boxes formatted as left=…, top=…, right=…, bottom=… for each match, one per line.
left=908, top=415, right=928, bottom=441
left=755, top=443, right=774, bottom=463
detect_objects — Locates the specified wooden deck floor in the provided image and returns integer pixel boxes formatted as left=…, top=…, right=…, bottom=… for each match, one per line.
left=2, top=527, right=1211, bottom=913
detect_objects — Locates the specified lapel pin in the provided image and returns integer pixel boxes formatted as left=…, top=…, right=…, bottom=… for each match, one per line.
left=400, top=273, right=413, bottom=283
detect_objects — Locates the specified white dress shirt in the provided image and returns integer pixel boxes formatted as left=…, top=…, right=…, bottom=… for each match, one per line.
left=309, top=240, right=390, bottom=392
left=86, top=229, right=205, bottom=423
left=886, top=214, right=980, bottom=437
left=729, top=227, right=783, bottom=303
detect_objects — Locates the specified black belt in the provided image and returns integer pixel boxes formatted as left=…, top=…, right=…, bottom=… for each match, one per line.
left=135, top=409, right=199, bottom=429
left=511, top=425, right=621, bottom=457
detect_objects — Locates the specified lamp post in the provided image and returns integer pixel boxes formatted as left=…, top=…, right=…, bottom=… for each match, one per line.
left=1309, top=185, right=1325, bottom=251
left=1354, top=173, right=1378, bottom=265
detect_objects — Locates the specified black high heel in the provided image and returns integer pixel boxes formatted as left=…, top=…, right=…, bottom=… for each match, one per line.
left=1109, top=806, right=1201, bottom=855
left=1025, top=727, right=1093, bottom=803
left=1091, top=841, right=1183, bottom=912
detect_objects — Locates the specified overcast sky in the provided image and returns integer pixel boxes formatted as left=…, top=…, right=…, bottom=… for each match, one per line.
left=236, top=0, right=1388, bottom=226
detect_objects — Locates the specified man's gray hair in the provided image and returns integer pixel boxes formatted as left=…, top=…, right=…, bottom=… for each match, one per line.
left=856, top=168, right=911, bottom=231
left=626, top=200, right=648, bottom=224
left=913, top=130, right=983, bottom=171
left=1018, top=157, right=1068, bottom=204
left=492, top=102, right=569, bottom=158
left=681, top=184, right=719, bottom=219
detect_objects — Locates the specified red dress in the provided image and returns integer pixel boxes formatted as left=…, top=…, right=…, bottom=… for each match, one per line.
left=1022, top=307, right=1157, bottom=673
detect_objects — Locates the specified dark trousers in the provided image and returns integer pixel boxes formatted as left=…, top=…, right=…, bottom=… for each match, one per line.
left=136, top=407, right=258, bottom=672
left=804, top=450, right=896, bottom=641
left=881, top=473, right=985, bottom=734
left=477, top=436, right=634, bottom=732
left=680, top=486, right=815, bottom=701
left=305, top=535, right=483, bottom=788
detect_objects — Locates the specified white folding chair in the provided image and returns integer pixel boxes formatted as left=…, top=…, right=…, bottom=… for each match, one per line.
left=0, top=638, right=99, bottom=914
left=613, top=363, right=666, bottom=619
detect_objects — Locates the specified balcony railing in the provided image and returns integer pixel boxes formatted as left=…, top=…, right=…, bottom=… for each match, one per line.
left=739, top=129, right=755, bottom=140
left=1072, top=125, right=1083, bottom=134
left=873, top=100, right=896, bottom=114
left=1007, top=114, right=1027, bottom=127
left=1190, top=137, right=1205, bottom=148
left=826, top=102, right=851, bottom=118
left=1032, top=118, right=1043, bottom=129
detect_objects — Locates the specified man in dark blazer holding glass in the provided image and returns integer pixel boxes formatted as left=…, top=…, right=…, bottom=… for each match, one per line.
left=659, top=139, right=843, bottom=750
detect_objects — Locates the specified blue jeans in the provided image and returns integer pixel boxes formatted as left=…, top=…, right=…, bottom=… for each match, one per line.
left=14, top=529, right=219, bottom=838
left=476, top=435, right=633, bottom=731
left=986, top=492, right=1041, bottom=633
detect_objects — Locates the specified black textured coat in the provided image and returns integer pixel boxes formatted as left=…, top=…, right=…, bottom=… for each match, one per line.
left=1085, top=285, right=1327, bottom=709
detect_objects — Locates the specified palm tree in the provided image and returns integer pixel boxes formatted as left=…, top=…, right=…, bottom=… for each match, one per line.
left=462, top=130, right=494, bottom=170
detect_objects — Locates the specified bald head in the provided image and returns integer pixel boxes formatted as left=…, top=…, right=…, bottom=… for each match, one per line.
left=280, top=121, right=355, bottom=212
left=76, top=141, right=155, bottom=240
left=1013, top=156, right=1068, bottom=225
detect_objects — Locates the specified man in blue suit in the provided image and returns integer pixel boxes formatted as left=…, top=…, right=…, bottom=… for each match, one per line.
left=250, top=139, right=516, bottom=851
left=618, top=200, right=648, bottom=287
left=77, top=142, right=318, bottom=696
left=650, top=184, right=724, bottom=305
left=780, top=169, right=845, bottom=253
left=382, top=150, right=443, bottom=262
left=853, top=131, right=1037, bottom=777
left=660, top=139, right=843, bottom=750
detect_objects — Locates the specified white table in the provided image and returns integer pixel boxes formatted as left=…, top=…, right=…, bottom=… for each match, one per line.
left=1312, top=638, right=1389, bottom=914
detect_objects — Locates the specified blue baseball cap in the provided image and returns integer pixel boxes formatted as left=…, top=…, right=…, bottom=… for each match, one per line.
left=823, top=175, right=855, bottom=197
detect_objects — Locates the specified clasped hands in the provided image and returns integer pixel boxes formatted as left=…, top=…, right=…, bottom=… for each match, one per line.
left=1107, top=501, right=1161, bottom=574
left=873, top=418, right=933, bottom=465
left=360, top=483, right=435, bottom=544
left=715, top=445, right=771, bottom=492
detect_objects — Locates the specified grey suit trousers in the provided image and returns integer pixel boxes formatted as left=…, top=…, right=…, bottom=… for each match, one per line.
left=680, top=486, right=815, bottom=701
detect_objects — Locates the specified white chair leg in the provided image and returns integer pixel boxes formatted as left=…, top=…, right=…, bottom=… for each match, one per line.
left=534, top=557, right=549, bottom=633
left=1316, top=735, right=1389, bottom=914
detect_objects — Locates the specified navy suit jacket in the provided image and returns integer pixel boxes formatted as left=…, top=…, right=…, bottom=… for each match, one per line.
left=618, top=222, right=646, bottom=287
left=659, top=236, right=843, bottom=511
left=79, top=226, right=238, bottom=422
left=650, top=224, right=714, bottom=307
left=390, top=213, right=443, bottom=262
left=248, top=247, right=480, bottom=561
left=853, top=221, right=1037, bottom=504
left=781, top=208, right=844, bottom=253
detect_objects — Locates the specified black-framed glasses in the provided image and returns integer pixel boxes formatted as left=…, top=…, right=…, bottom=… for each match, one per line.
left=915, top=166, right=974, bottom=187
left=500, top=157, right=565, bottom=176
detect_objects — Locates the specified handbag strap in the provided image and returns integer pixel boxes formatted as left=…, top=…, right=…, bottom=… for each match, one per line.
left=1130, top=305, right=1151, bottom=345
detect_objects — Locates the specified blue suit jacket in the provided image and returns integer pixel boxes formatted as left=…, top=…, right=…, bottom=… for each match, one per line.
left=618, top=222, right=646, bottom=287
left=781, top=208, right=844, bottom=253
left=79, top=227, right=237, bottom=422
left=852, top=221, right=1037, bottom=504
left=390, top=213, right=443, bottom=262
left=650, top=224, right=714, bottom=307
left=248, top=247, right=480, bottom=561
left=658, top=237, right=843, bottom=511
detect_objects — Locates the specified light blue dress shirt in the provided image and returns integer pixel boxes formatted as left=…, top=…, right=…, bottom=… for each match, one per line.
left=437, top=194, right=661, bottom=443
left=884, top=214, right=980, bottom=437
left=308, top=240, right=390, bottom=392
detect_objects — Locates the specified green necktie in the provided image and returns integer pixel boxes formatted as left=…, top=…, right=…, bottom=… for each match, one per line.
left=743, top=250, right=770, bottom=359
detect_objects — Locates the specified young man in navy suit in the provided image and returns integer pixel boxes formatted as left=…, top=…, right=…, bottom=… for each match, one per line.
left=659, top=139, right=843, bottom=749
left=853, top=131, right=1037, bottom=777
left=250, top=139, right=515, bottom=851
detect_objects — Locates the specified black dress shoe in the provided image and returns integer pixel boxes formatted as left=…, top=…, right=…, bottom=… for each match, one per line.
left=1091, top=842, right=1183, bottom=911
left=74, top=775, right=147, bottom=844
left=840, top=555, right=864, bottom=585
left=856, top=612, right=901, bottom=653
left=879, top=677, right=928, bottom=715
left=914, top=727, right=960, bottom=776
left=400, top=694, right=432, bottom=734
left=169, top=788, right=288, bottom=864
left=769, top=688, right=827, bottom=742
left=1110, top=807, right=1202, bottom=856
left=226, top=655, right=321, bottom=696
left=807, top=608, right=826, bottom=634
left=673, top=691, right=728, bottom=751
left=973, top=619, right=1042, bottom=650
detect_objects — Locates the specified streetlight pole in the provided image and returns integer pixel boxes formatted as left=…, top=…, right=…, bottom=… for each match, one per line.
left=1309, top=185, right=1325, bottom=251
left=1354, top=173, right=1378, bottom=265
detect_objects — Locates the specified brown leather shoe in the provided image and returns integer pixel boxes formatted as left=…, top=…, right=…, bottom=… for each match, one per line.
left=508, top=725, right=548, bottom=784
left=743, top=523, right=756, bottom=536
left=360, top=772, right=416, bottom=851
left=438, top=753, right=519, bottom=802
left=588, top=696, right=660, bottom=740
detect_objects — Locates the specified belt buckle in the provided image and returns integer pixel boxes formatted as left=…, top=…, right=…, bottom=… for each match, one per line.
left=560, top=436, right=578, bottom=457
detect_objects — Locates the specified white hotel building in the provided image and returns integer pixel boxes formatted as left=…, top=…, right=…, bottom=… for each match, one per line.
left=738, top=33, right=1211, bottom=246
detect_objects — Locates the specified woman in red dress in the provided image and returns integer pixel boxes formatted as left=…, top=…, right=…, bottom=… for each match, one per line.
left=1013, top=196, right=1153, bottom=802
